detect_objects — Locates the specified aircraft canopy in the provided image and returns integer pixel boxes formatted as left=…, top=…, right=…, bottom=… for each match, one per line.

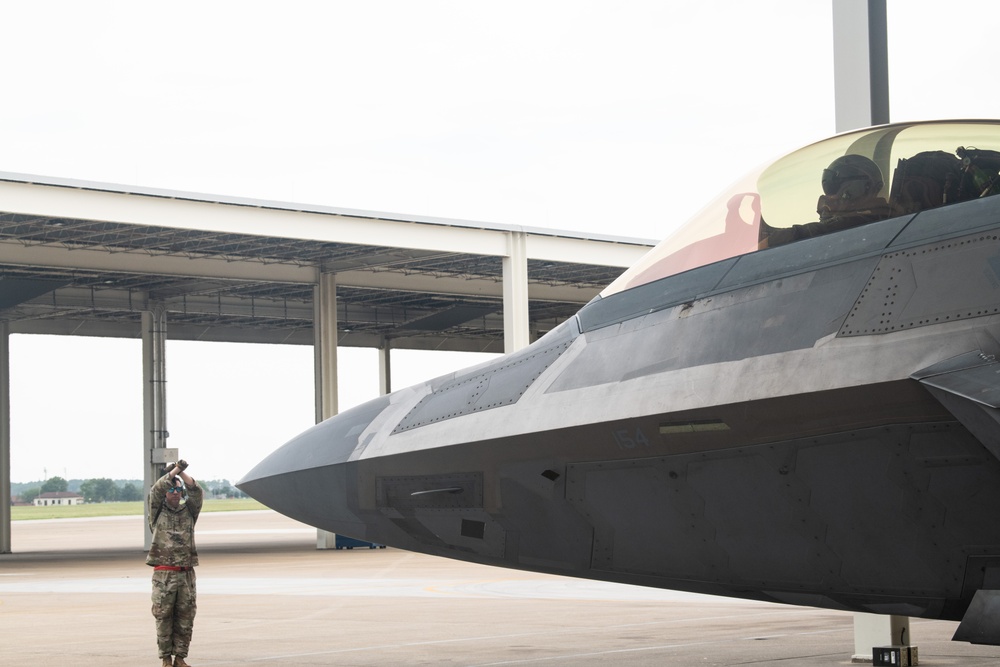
left=602, top=120, right=1000, bottom=298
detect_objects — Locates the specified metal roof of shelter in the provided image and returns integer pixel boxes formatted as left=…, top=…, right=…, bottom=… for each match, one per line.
left=0, top=172, right=656, bottom=353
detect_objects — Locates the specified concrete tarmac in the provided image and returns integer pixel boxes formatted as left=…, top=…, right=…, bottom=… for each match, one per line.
left=2, top=510, right=999, bottom=666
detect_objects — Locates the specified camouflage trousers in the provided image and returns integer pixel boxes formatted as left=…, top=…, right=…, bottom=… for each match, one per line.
left=151, top=568, right=197, bottom=659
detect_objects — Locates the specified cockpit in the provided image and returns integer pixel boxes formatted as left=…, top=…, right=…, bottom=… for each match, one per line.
left=602, top=120, right=1000, bottom=298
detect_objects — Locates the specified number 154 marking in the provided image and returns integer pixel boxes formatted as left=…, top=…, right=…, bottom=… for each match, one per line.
left=612, top=427, right=650, bottom=450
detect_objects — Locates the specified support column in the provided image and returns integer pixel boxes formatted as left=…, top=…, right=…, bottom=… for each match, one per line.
left=0, top=323, right=10, bottom=554
left=142, top=306, right=173, bottom=551
left=853, top=613, right=911, bottom=662
left=314, top=272, right=339, bottom=423
left=314, top=272, right=339, bottom=549
left=833, top=0, right=889, bottom=132
left=378, top=337, right=391, bottom=396
left=832, top=2, right=907, bottom=659
left=503, top=231, right=530, bottom=353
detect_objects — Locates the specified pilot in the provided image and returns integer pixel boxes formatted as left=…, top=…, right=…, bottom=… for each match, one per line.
left=760, top=154, right=892, bottom=247
left=147, top=459, right=204, bottom=667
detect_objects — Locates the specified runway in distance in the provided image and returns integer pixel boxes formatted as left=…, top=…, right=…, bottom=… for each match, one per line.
left=239, top=120, right=1000, bottom=646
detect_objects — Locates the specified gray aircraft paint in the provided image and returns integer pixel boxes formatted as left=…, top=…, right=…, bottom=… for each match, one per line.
left=240, top=121, right=1000, bottom=645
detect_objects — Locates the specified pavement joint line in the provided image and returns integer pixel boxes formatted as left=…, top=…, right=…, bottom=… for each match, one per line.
left=468, top=625, right=857, bottom=666
left=193, top=609, right=844, bottom=665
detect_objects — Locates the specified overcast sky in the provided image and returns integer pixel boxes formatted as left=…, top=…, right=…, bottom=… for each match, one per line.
left=4, top=1, right=999, bottom=484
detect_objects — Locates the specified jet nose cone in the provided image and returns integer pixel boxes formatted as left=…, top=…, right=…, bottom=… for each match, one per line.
left=237, top=394, right=391, bottom=533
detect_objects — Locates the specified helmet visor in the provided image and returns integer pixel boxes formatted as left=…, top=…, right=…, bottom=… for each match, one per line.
left=821, top=169, right=869, bottom=196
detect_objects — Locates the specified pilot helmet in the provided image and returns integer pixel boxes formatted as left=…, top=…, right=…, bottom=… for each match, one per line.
left=821, top=154, right=884, bottom=200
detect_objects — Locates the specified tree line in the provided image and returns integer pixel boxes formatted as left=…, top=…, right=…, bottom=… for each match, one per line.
left=15, top=476, right=245, bottom=504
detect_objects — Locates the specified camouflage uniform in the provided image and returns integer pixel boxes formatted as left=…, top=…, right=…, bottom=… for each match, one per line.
left=147, top=473, right=204, bottom=662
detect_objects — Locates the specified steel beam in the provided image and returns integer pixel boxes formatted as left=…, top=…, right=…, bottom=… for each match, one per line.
left=0, top=242, right=613, bottom=303
left=0, top=176, right=654, bottom=262
left=0, top=322, right=10, bottom=554
left=0, top=240, right=315, bottom=285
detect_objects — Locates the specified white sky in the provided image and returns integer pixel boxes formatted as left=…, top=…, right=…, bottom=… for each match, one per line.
left=4, top=1, right=999, bottom=483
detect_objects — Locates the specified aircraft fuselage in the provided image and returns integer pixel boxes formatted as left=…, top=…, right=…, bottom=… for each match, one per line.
left=240, top=121, right=1000, bottom=644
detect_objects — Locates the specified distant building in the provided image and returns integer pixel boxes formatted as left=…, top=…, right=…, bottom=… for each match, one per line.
left=34, top=491, right=84, bottom=507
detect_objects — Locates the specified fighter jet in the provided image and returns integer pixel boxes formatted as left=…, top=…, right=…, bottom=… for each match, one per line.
left=239, top=119, right=1000, bottom=645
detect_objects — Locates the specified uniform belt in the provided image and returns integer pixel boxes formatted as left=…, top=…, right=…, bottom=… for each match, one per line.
left=154, top=565, right=193, bottom=571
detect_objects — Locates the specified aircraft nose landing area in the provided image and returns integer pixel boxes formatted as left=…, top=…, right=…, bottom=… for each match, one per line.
left=5, top=511, right=1000, bottom=667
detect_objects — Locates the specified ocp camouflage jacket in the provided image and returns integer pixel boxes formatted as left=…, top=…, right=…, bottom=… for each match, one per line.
left=145, top=474, right=204, bottom=567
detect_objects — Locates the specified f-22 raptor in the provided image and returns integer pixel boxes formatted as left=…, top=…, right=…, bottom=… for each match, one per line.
left=239, top=120, right=1000, bottom=645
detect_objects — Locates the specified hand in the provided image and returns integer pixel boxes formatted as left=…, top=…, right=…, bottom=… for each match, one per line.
left=176, top=460, right=189, bottom=472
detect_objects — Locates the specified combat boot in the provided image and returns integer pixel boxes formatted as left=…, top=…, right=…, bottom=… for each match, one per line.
left=174, top=658, right=191, bottom=667
left=161, top=659, right=172, bottom=667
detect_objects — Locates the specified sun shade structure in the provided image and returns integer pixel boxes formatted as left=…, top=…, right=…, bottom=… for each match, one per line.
left=0, top=172, right=655, bottom=555
left=0, top=174, right=653, bottom=352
